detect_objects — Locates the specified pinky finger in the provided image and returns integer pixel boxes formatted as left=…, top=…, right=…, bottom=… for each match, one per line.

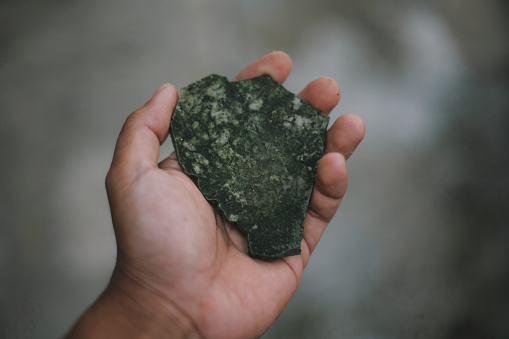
left=304, top=152, right=348, bottom=255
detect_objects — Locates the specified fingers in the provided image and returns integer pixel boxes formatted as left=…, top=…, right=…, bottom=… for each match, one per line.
left=297, top=77, right=364, bottom=160
left=108, top=84, right=179, bottom=186
left=298, top=77, right=341, bottom=115
left=233, top=51, right=292, bottom=83
left=299, top=113, right=364, bottom=260
left=303, top=152, right=348, bottom=255
left=299, top=113, right=364, bottom=259
left=325, top=113, right=365, bottom=159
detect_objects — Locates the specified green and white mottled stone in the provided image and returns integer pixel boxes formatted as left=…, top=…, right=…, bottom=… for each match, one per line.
left=170, top=74, right=329, bottom=259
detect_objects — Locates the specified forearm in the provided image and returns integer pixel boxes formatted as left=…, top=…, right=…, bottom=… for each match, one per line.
left=65, top=270, right=201, bottom=339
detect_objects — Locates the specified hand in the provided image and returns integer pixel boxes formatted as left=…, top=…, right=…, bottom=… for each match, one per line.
left=66, top=51, right=365, bottom=339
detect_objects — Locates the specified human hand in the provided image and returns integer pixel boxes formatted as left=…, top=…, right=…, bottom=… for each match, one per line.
left=66, top=51, right=365, bottom=339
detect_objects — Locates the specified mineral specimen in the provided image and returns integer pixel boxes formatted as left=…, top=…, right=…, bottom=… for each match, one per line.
left=170, top=74, right=329, bottom=259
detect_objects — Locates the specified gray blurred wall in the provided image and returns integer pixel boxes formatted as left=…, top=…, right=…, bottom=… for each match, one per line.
left=1, top=0, right=508, bottom=338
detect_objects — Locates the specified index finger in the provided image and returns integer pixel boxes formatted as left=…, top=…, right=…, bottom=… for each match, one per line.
left=233, top=51, right=292, bottom=83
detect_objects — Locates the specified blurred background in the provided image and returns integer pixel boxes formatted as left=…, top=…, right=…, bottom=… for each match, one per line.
left=1, top=0, right=508, bottom=338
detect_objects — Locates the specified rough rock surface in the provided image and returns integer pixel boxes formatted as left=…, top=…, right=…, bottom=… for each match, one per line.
left=170, top=74, right=329, bottom=259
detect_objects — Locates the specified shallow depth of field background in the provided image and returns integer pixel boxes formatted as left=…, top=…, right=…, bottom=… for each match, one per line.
left=1, top=0, right=508, bottom=338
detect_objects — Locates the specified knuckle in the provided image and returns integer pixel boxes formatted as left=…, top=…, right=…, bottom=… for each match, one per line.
left=105, top=169, right=113, bottom=190
left=105, top=167, right=118, bottom=192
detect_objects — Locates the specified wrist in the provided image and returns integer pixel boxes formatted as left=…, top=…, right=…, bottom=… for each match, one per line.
left=66, top=268, right=202, bottom=339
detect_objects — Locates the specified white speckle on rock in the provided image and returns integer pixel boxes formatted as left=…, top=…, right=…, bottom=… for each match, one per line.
left=270, top=174, right=279, bottom=181
left=211, top=110, right=229, bottom=124
left=217, top=131, right=229, bottom=144
left=292, top=97, right=302, bottom=109
left=196, top=154, right=209, bottom=165
left=295, top=115, right=310, bottom=128
left=207, top=84, right=226, bottom=99
left=249, top=99, right=263, bottom=110
left=183, top=141, right=196, bottom=151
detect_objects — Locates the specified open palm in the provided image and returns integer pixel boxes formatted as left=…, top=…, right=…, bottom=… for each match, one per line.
left=72, top=52, right=364, bottom=339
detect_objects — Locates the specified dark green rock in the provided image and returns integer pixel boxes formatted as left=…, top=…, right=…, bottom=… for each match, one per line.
left=170, top=74, right=329, bottom=259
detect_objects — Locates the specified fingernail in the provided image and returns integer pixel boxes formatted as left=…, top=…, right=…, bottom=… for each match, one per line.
left=153, top=83, right=170, bottom=98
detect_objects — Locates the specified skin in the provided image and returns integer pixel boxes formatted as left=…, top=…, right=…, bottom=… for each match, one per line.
left=66, top=51, right=365, bottom=339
